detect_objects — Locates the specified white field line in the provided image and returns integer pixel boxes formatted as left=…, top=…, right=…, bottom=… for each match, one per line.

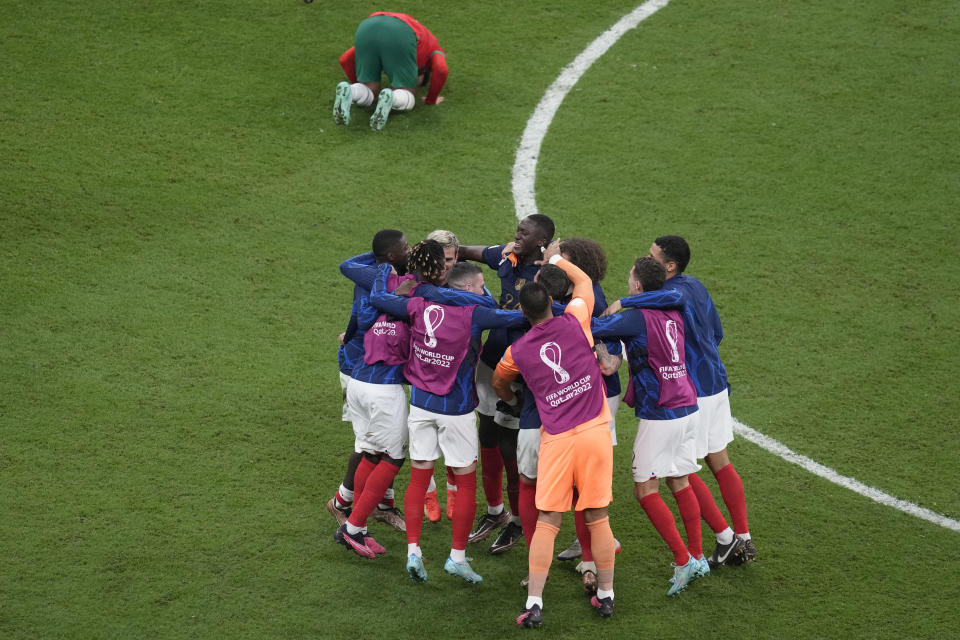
left=511, top=1, right=960, bottom=534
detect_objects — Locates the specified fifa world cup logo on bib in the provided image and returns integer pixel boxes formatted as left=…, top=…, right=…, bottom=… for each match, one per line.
left=423, top=304, right=445, bottom=348
left=539, top=341, right=570, bottom=384
left=665, top=319, right=681, bottom=363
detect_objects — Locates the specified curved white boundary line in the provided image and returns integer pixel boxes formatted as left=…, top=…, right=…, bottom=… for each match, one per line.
left=510, top=1, right=960, bottom=534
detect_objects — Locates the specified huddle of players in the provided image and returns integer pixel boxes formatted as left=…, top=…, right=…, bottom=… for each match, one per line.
left=328, top=216, right=756, bottom=628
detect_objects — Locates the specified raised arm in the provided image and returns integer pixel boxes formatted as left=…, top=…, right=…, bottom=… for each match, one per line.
left=471, top=307, right=526, bottom=331
left=339, top=252, right=378, bottom=290
left=369, top=264, right=411, bottom=318
left=618, top=288, right=684, bottom=311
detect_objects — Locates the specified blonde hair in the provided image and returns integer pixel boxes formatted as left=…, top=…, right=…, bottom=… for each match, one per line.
left=426, top=229, right=459, bottom=253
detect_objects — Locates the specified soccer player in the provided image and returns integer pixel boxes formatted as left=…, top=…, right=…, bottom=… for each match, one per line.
left=334, top=12, right=448, bottom=131
left=368, top=248, right=526, bottom=584
left=331, top=231, right=413, bottom=558
left=457, top=214, right=555, bottom=554
left=591, top=257, right=706, bottom=596
left=492, top=243, right=618, bottom=627
left=613, top=236, right=755, bottom=565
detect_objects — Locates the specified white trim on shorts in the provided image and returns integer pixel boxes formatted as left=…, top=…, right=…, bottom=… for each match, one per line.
left=408, top=405, right=479, bottom=468
left=695, top=388, right=734, bottom=458
left=346, top=379, right=408, bottom=459
left=517, top=428, right=541, bottom=478
left=631, top=412, right=701, bottom=482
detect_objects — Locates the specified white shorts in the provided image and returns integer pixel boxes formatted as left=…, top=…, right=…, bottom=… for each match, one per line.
left=339, top=372, right=352, bottom=422
left=517, top=428, right=541, bottom=478
left=606, top=395, right=620, bottom=447
left=475, top=360, right=519, bottom=429
left=408, top=405, right=479, bottom=468
left=346, top=379, right=408, bottom=459
left=696, top=388, right=734, bottom=458
left=631, top=412, right=701, bottom=482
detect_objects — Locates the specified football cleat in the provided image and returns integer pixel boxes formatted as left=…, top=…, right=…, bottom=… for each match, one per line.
left=667, top=557, right=700, bottom=596
left=489, top=522, right=523, bottom=555
left=371, top=506, right=406, bottom=533
left=334, top=524, right=375, bottom=559
left=444, top=556, right=483, bottom=583
left=516, top=604, right=543, bottom=628
left=325, top=497, right=350, bottom=527
left=467, top=510, right=510, bottom=544
left=406, top=554, right=428, bottom=582
left=590, top=595, right=614, bottom=618
left=556, top=538, right=582, bottom=561
left=364, top=534, right=386, bottom=555
left=707, top=535, right=746, bottom=568
left=694, top=555, right=711, bottom=579
left=424, top=489, right=442, bottom=523
left=739, top=536, right=757, bottom=562
left=369, top=88, right=393, bottom=131
left=333, top=81, right=352, bottom=126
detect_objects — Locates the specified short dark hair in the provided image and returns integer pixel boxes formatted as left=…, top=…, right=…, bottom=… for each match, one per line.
left=372, top=229, right=405, bottom=261
left=408, top=240, right=447, bottom=284
left=654, top=235, right=690, bottom=273
left=524, top=214, right=555, bottom=243
left=632, top=256, right=666, bottom=292
left=446, top=262, right=482, bottom=290
left=519, top=281, right=551, bottom=319
left=559, top=237, right=607, bottom=282
left=537, top=264, right=571, bottom=299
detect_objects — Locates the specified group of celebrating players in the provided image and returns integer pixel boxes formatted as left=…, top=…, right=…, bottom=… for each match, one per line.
left=326, top=214, right=757, bottom=628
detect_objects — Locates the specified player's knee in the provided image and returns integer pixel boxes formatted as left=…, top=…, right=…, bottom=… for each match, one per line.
left=391, top=88, right=415, bottom=111
left=383, top=455, right=405, bottom=468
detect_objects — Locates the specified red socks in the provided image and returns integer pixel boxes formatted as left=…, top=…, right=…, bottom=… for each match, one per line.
left=518, top=480, right=538, bottom=545
left=451, top=471, right=477, bottom=550
left=351, top=456, right=377, bottom=509
left=404, top=466, right=434, bottom=545
left=687, top=472, right=729, bottom=534
left=574, top=508, right=594, bottom=562
left=480, top=446, right=504, bottom=509
left=715, top=463, right=749, bottom=535
left=347, top=460, right=400, bottom=529
left=672, top=485, right=703, bottom=558
left=640, top=492, right=691, bottom=566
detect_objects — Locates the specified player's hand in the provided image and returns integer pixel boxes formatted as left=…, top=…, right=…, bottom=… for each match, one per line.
left=393, top=279, right=417, bottom=297
left=538, top=240, right=562, bottom=264
left=501, top=242, right=516, bottom=258
left=338, top=332, right=346, bottom=345
left=423, top=96, right=445, bottom=104
left=601, top=300, right=622, bottom=316
left=496, top=399, right=521, bottom=419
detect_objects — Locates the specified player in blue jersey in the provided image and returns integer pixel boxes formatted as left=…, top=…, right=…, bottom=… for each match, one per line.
left=326, top=230, right=410, bottom=543
left=610, top=236, right=755, bottom=565
left=368, top=248, right=526, bottom=583
left=591, top=257, right=706, bottom=597
left=456, top=214, right=555, bottom=551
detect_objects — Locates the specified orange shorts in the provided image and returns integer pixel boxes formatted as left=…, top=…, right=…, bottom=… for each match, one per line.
left=535, top=421, right=613, bottom=512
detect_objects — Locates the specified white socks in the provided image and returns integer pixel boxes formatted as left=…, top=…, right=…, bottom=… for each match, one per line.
left=717, top=527, right=734, bottom=545
left=390, top=88, right=415, bottom=111
left=449, top=548, right=466, bottom=563
left=488, top=504, right=504, bottom=516
left=350, top=83, right=374, bottom=107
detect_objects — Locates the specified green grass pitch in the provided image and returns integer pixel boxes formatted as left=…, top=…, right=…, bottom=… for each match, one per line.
left=2, top=1, right=958, bottom=638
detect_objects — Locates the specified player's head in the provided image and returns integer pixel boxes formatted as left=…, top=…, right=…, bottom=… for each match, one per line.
left=651, top=235, right=690, bottom=278
left=408, top=239, right=447, bottom=285
left=372, top=229, right=409, bottom=272
left=558, top=237, right=607, bottom=283
left=534, top=264, right=572, bottom=300
left=629, top=256, right=666, bottom=294
left=514, top=214, right=555, bottom=259
left=446, top=262, right=485, bottom=295
left=518, top=281, right=553, bottom=324
left=426, top=229, right=459, bottom=285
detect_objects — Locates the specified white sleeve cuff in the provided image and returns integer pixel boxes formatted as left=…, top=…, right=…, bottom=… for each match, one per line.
left=548, top=254, right=563, bottom=265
